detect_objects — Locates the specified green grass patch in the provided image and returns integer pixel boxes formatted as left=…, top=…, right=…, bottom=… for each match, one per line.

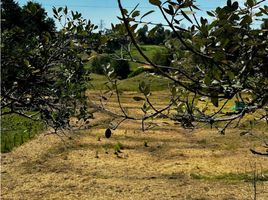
left=1, top=113, right=44, bottom=153
left=129, top=45, right=169, bottom=71
left=89, top=72, right=171, bottom=91
left=190, top=171, right=268, bottom=182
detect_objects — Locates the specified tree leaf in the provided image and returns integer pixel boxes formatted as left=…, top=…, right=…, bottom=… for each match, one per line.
left=232, top=2, right=239, bottom=10
left=132, top=10, right=140, bottom=18
left=130, top=24, right=138, bottom=32
left=227, top=0, right=232, bottom=7
left=247, top=0, right=255, bottom=7
left=52, top=7, right=57, bottom=15
left=141, top=10, right=155, bottom=20
left=181, top=10, right=193, bottom=24
left=174, top=18, right=183, bottom=25
left=200, top=17, right=208, bottom=25
left=211, top=96, right=219, bottom=107
left=207, top=11, right=215, bottom=17
left=191, top=4, right=200, bottom=10
left=149, top=0, right=161, bottom=6
left=63, top=6, right=68, bottom=15
left=163, top=7, right=174, bottom=15
left=240, top=15, right=252, bottom=25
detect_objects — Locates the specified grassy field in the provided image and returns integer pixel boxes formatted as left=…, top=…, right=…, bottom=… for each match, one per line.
left=1, top=44, right=268, bottom=199
left=1, top=112, right=44, bottom=153
left=1, top=91, right=268, bottom=200
left=88, top=72, right=171, bottom=91
left=128, top=45, right=169, bottom=71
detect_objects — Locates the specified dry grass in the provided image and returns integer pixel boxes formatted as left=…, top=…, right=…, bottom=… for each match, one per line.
left=1, top=91, right=268, bottom=200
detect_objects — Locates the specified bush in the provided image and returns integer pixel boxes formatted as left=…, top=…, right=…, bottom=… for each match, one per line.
left=91, top=55, right=130, bottom=79
left=91, top=55, right=110, bottom=75
left=151, top=50, right=172, bottom=67
left=110, top=59, right=130, bottom=79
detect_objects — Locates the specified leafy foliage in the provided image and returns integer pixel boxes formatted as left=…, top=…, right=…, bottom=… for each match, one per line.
left=114, top=0, right=268, bottom=154
left=91, top=54, right=110, bottom=75
left=110, top=59, right=131, bottom=79
left=1, top=3, right=100, bottom=131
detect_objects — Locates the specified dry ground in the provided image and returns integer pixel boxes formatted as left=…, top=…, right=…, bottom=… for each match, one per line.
left=1, top=91, right=268, bottom=200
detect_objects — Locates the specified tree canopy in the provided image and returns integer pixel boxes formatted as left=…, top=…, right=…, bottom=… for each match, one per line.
left=104, top=0, right=268, bottom=154
left=1, top=1, right=99, bottom=131
left=114, top=0, right=268, bottom=128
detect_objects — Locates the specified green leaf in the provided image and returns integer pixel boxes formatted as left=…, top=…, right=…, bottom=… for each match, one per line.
left=232, top=2, right=239, bottom=10
left=58, top=7, right=63, bottom=13
left=133, top=96, right=145, bottom=101
left=132, top=10, right=140, bottom=18
left=204, top=75, right=211, bottom=85
left=174, top=18, right=183, bottom=25
left=247, top=0, right=255, bottom=7
left=24, top=60, right=30, bottom=67
left=168, top=4, right=174, bottom=15
left=191, top=4, right=200, bottom=10
left=200, top=17, right=208, bottom=25
left=227, top=0, right=232, bottom=7
left=52, top=7, right=57, bottom=16
left=64, top=6, right=68, bottom=15
left=141, top=102, right=151, bottom=113
left=117, top=16, right=124, bottom=21
left=130, top=24, right=138, bottom=32
left=149, top=0, right=161, bottom=6
left=141, top=10, right=155, bottom=20
left=129, top=3, right=140, bottom=16
left=122, top=9, right=128, bottom=15
left=181, top=10, right=193, bottom=24
left=207, top=11, right=215, bottom=17
left=240, top=15, right=252, bottom=25
left=163, top=6, right=174, bottom=15
left=226, top=71, right=235, bottom=80
left=211, top=95, right=219, bottom=107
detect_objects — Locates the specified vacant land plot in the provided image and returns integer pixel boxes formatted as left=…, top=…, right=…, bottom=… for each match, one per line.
left=1, top=91, right=268, bottom=200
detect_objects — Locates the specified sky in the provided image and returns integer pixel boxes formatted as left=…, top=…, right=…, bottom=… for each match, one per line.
left=16, top=0, right=263, bottom=30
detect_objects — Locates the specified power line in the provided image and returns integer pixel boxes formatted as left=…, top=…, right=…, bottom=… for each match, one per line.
left=46, top=5, right=217, bottom=9
left=13, top=2, right=218, bottom=10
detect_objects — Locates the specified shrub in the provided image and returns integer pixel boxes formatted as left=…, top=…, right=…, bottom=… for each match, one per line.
left=91, top=54, right=110, bottom=75
left=91, top=55, right=130, bottom=79
left=110, top=59, right=130, bottom=79
left=151, top=50, right=172, bottom=67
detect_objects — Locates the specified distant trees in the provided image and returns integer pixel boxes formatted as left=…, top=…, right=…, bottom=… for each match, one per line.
left=136, top=24, right=173, bottom=45
left=1, top=0, right=55, bottom=35
left=137, top=25, right=149, bottom=44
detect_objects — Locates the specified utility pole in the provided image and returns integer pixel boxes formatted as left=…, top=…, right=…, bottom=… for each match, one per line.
left=99, top=19, right=105, bottom=34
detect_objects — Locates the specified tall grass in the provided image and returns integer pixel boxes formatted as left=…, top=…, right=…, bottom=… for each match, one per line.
left=1, top=113, right=44, bottom=153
